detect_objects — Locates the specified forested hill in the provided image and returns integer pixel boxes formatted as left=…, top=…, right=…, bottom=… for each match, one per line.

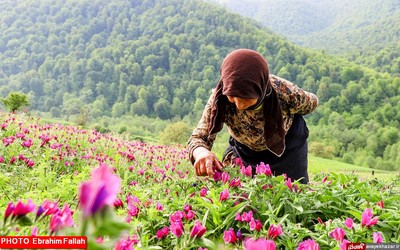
left=207, top=0, right=400, bottom=55
left=0, top=0, right=400, bottom=170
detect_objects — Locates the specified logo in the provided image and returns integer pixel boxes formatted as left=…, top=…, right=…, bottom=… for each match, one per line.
left=347, top=243, right=366, bottom=250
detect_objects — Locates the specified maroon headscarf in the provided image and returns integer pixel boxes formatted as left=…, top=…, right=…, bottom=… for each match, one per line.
left=208, top=49, right=285, bottom=155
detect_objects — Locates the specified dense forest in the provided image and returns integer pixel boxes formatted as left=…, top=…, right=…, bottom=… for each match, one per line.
left=1, top=0, right=400, bottom=170
left=207, top=0, right=400, bottom=55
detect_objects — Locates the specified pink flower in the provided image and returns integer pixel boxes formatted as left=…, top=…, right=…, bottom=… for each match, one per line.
left=113, top=198, right=124, bottom=209
left=31, top=227, right=38, bottom=236
left=9, top=156, right=16, bottom=164
left=241, top=211, right=254, bottom=223
left=200, top=187, right=207, bottom=197
left=79, top=163, right=121, bottom=217
left=344, top=218, right=354, bottom=229
left=213, top=171, right=222, bottom=181
left=156, top=202, right=163, bottom=211
left=221, top=172, right=230, bottom=184
left=297, top=239, right=320, bottom=250
left=183, top=204, right=192, bottom=212
left=41, top=200, right=59, bottom=216
left=235, top=213, right=242, bottom=221
left=223, top=228, right=237, bottom=244
left=249, top=218, right=263, bottom=231
left=190, top=220, right=207, bottom=238
left=267, top=224, right=282, bottom=239
left=373, top=232, right=383, bottom=243
left=49, top=204, right=74, bottom=233
left=4, top=202, right=15, bottom=220
left=229, top=177, right=242, bottom=188
left=339, top=239, right=351, bottom=250
left=156, top=227, right=169, bottom=239
left=241, top=165, right=253, bottom=177
left=185, top=210, right=195, bottom=220
left=256, top=162, right=272, bottom=176
left=21, top=138, right=33, bottom=148
left=219, top=188, right=230, bottom=201
left=361, top=208, right=378, bottom=228
left=13, top=199, right=35, bottom=217
left=170, top=221, right=183, bottom=238
left=233, top=157, right=243, bottom=166
left=114, top=235, right=135, bottom=250
left=285, top=178, right=293, bottom=190
left=244, top=238, right=276, bottom=250
left=329, top=227, right=346, bottom=242
left=127, top=203, right=139, bottom=217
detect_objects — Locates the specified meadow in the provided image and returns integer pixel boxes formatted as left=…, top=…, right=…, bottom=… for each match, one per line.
left=0, top=112, right=399, bottom=250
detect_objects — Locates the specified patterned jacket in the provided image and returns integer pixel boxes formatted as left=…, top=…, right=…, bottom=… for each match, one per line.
left=187, top=74, right=319, bottom=164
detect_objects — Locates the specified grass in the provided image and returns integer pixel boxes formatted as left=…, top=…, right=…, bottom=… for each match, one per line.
left=308, top=155, right=399, bottom=181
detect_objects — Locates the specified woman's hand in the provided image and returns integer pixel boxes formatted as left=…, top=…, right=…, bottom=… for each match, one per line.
left=193, top=147, right=223, bottom=177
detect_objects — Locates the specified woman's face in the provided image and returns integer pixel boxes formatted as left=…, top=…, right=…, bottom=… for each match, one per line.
left=227, top=96, right=258, bottom=110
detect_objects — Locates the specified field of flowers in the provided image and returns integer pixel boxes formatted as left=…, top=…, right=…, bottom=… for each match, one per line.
left=1, top=111, right=399, bottom=250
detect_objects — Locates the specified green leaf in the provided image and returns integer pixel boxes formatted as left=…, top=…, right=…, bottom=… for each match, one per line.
left=201, top=237, right=217, bottom=249
left=16, top=215, right=32, bottom=226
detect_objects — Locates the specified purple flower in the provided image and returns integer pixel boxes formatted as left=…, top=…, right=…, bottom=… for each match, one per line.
left=79, top=163, right=121, bottom=217
left=297, top=239, right=320, bottom=250
left=244, top=238, right=276, bottom=250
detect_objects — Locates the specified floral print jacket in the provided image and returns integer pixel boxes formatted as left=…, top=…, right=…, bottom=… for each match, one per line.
left=187, top=75, right=319, bottom=164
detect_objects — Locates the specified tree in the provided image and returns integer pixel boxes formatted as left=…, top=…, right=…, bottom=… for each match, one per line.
left=1, top=92, right=29, bottom=112
left=159, top=121, right=192, bottom=145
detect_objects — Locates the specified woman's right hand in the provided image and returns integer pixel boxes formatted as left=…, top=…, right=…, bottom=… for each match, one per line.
left=193, top=147, right=223, bottom=177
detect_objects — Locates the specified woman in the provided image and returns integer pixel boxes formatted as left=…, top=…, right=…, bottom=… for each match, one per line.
left=187, top=49, right=318, bottom=184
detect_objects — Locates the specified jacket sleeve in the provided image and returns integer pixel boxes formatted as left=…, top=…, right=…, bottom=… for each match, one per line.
left=271, top=75, right=319, bottom=115
left=187, top=91, right=218, bottom=164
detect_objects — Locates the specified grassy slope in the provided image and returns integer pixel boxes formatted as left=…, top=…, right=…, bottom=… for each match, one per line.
left=308, top=155, right=398, bottom=181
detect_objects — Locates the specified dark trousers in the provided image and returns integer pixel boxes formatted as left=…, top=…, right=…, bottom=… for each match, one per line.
left=223, top=115, right=309, bottom=184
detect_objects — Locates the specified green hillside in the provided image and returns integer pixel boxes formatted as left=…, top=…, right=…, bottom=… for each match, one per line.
left=0, top=0, right=400, bottom=170
left=207, top=0, right=400, bottom=55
